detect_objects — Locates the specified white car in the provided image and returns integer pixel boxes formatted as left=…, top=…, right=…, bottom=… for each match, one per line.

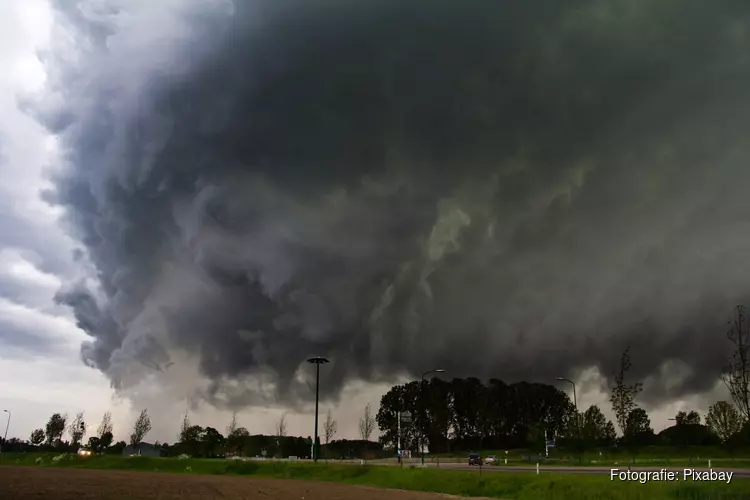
left=484, top=455, right=498, bottom=464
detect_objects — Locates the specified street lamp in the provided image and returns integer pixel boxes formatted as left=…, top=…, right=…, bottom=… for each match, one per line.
left=1, top=410, right=10, bottom=454
left=307, top=356, right=329, bottom=462
left=420, top=368, right=446, bottom=467
left=556, top=377, right=581, bottom=463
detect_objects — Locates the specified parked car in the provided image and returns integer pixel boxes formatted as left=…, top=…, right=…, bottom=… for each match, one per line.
left=484, top=455, right=498, bottom=464
left=468, top=453, right=481, bottom=465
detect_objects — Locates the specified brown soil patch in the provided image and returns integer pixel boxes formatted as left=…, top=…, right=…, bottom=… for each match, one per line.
left=0, top=466, right=492, bottom=500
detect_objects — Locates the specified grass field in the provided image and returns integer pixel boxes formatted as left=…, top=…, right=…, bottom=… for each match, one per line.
left=2, top=453, right=750, bottom=499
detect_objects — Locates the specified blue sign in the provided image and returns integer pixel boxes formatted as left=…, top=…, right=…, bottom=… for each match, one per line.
left=546, top=440, right=556, bottom=448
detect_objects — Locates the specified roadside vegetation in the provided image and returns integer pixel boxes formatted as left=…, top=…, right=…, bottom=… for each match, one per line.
left=1, top=453, right=750, bottom=500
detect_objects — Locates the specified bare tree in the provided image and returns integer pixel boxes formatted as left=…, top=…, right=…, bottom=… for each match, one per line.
left=323, top=409, right=337, bottom=445
left=226, top=411, right=238, bottom=437
left=97, top=411, right=113, bottom=439
left=130, top=409, right=152, bottom=453
left=359, top=403, right=376, bottom=442
left=721, top=305, right=750, bottom=422
left=68, top=412, right=86, bottom=447
left=276, top=413, right=288, bottom=437
left=610, top=346, right=643, bottom=435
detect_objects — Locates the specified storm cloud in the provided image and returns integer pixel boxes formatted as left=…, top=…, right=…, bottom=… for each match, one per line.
left=35, top=0, right=750, bottom=409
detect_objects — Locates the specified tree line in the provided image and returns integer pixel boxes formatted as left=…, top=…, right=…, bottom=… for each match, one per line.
left=4, top=405, right=381, bottom=460
left=374, top=305, right=750, bottom=454
left=4, top=305, right=749, bottom=458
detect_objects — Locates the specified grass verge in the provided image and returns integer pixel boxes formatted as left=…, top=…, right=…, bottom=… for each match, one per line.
left=2, top=453, right=750, bottom=499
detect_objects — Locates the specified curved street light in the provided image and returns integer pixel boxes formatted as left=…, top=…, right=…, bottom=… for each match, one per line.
left=420, top=369, right=446, bottom=467
left=555, top=377, right=581, bottom=463
left=307, top=357, right=330, bottom=462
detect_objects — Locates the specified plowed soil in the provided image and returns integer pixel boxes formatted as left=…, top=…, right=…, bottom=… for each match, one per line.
left=0, top=466, right=488, bottom=500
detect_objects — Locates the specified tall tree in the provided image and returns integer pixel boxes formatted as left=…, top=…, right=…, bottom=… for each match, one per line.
left=226, top=411, right=238, bottom=437
left=276, top=413, right=288, bottom=437
left=359, top=403, right=376, bottom=442
left=706, top=401, right=743, bottom=442
left=44, top=413, right=67, bottom=446
left=68, top=412, right=86, bottom=446
left=100, top=431, right=114, bottom=450
left=29, top=429, right=45, bottom=446
left=179, top=411, right=191, bottom=442
left=323, top=409, right=337, bottom=445
left=130, top=409, right=152, bottom=452
left=624, top=408, right=653, bottom=441
left=201, top=427, right=225, bottom=457
left=610, top=346, right=643, bottom=434
left=581, top=405, right=616, bottom=445
left=97, top=411, right=113, bottom=438
left=721, top=305, right=750, bottom=422
left=226, top=427, right=249, bottom=456
left=376, top=383, right=419, bottom=451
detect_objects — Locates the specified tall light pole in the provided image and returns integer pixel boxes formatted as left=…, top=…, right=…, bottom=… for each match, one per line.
left=556, top=377, right=580, bottom=463
left=1, top=410, right=10, bottom=453
left=420, top=368, right=446, bottom=467
left=307, top=356, right=329, bottom=462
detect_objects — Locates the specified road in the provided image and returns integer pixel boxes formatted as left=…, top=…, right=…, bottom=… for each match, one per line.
left=346, top=459, right=750, bottom=478
left=400, top=462, right=750, bottom=478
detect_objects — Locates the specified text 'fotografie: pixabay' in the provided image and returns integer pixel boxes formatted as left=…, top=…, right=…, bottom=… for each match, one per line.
left=611, top=469, right=734, bottom=484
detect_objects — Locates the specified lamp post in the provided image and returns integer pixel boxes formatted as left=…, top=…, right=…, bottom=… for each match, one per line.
left=556, top=377, right=580, bottom=463
left=420, top=368, right=446, bottom=467
left=307, top=356, right=329, bottom=462
left=1, top=410, right=10, bottom=453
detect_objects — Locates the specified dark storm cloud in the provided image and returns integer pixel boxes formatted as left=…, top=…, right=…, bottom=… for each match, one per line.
left=37, top=0, right=750, bottom=408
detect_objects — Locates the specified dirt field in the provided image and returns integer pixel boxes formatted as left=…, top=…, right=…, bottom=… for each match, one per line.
left=0, top=466, right=489, bottom=500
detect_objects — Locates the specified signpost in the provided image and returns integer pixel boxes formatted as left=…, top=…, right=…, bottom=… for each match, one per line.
left=397, top=411, right=412, bottom=466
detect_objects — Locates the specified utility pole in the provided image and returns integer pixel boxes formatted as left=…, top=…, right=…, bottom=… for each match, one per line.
left=419, top=368, right=446, bottom=467
left=307, top=357, right=329, bottom=462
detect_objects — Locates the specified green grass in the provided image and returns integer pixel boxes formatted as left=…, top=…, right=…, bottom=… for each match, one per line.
left=2, top=453, right=750, bottom=499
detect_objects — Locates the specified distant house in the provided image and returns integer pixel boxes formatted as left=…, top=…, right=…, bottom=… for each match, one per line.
left=122, top=442, right=165, bottom=457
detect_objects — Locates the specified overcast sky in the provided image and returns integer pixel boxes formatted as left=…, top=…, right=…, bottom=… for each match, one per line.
left=0, top=0, right=732, bottom=446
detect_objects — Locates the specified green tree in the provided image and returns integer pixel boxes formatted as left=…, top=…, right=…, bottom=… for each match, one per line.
left=581, top=405, right=616, bottom=445
left=100, top=431, right=114, bottom=450
left=68, top=412, right=86, bottom=447
left=624, top=408, right=654, bottom=444
left=201, top=427, right=224, bottom=457
left=29, top=428, right=45, bottom=446
left=44, top=413, right=67, bottom=446
left=87, top=436, right=101, bottom=452
left=129, top=409, right=152, bottom=452
left=179, top=411, right=191, bottom=443
left=675, top=410, right=701, bottom=426
left=610, top=346, right=643, bottom=435
left=227, top=427, right=249, bottom=456
left=706, top=401, right=743, bottom=442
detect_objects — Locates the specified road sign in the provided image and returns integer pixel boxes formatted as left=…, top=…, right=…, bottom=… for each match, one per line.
left=546, top=440, right=555, bottom=448
left=400, top=411, right=412, bottom=423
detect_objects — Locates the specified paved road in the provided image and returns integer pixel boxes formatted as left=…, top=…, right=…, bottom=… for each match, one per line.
left=408, top=462, right=750, bottom=478
left=358, top=460, right=750, bottom=478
